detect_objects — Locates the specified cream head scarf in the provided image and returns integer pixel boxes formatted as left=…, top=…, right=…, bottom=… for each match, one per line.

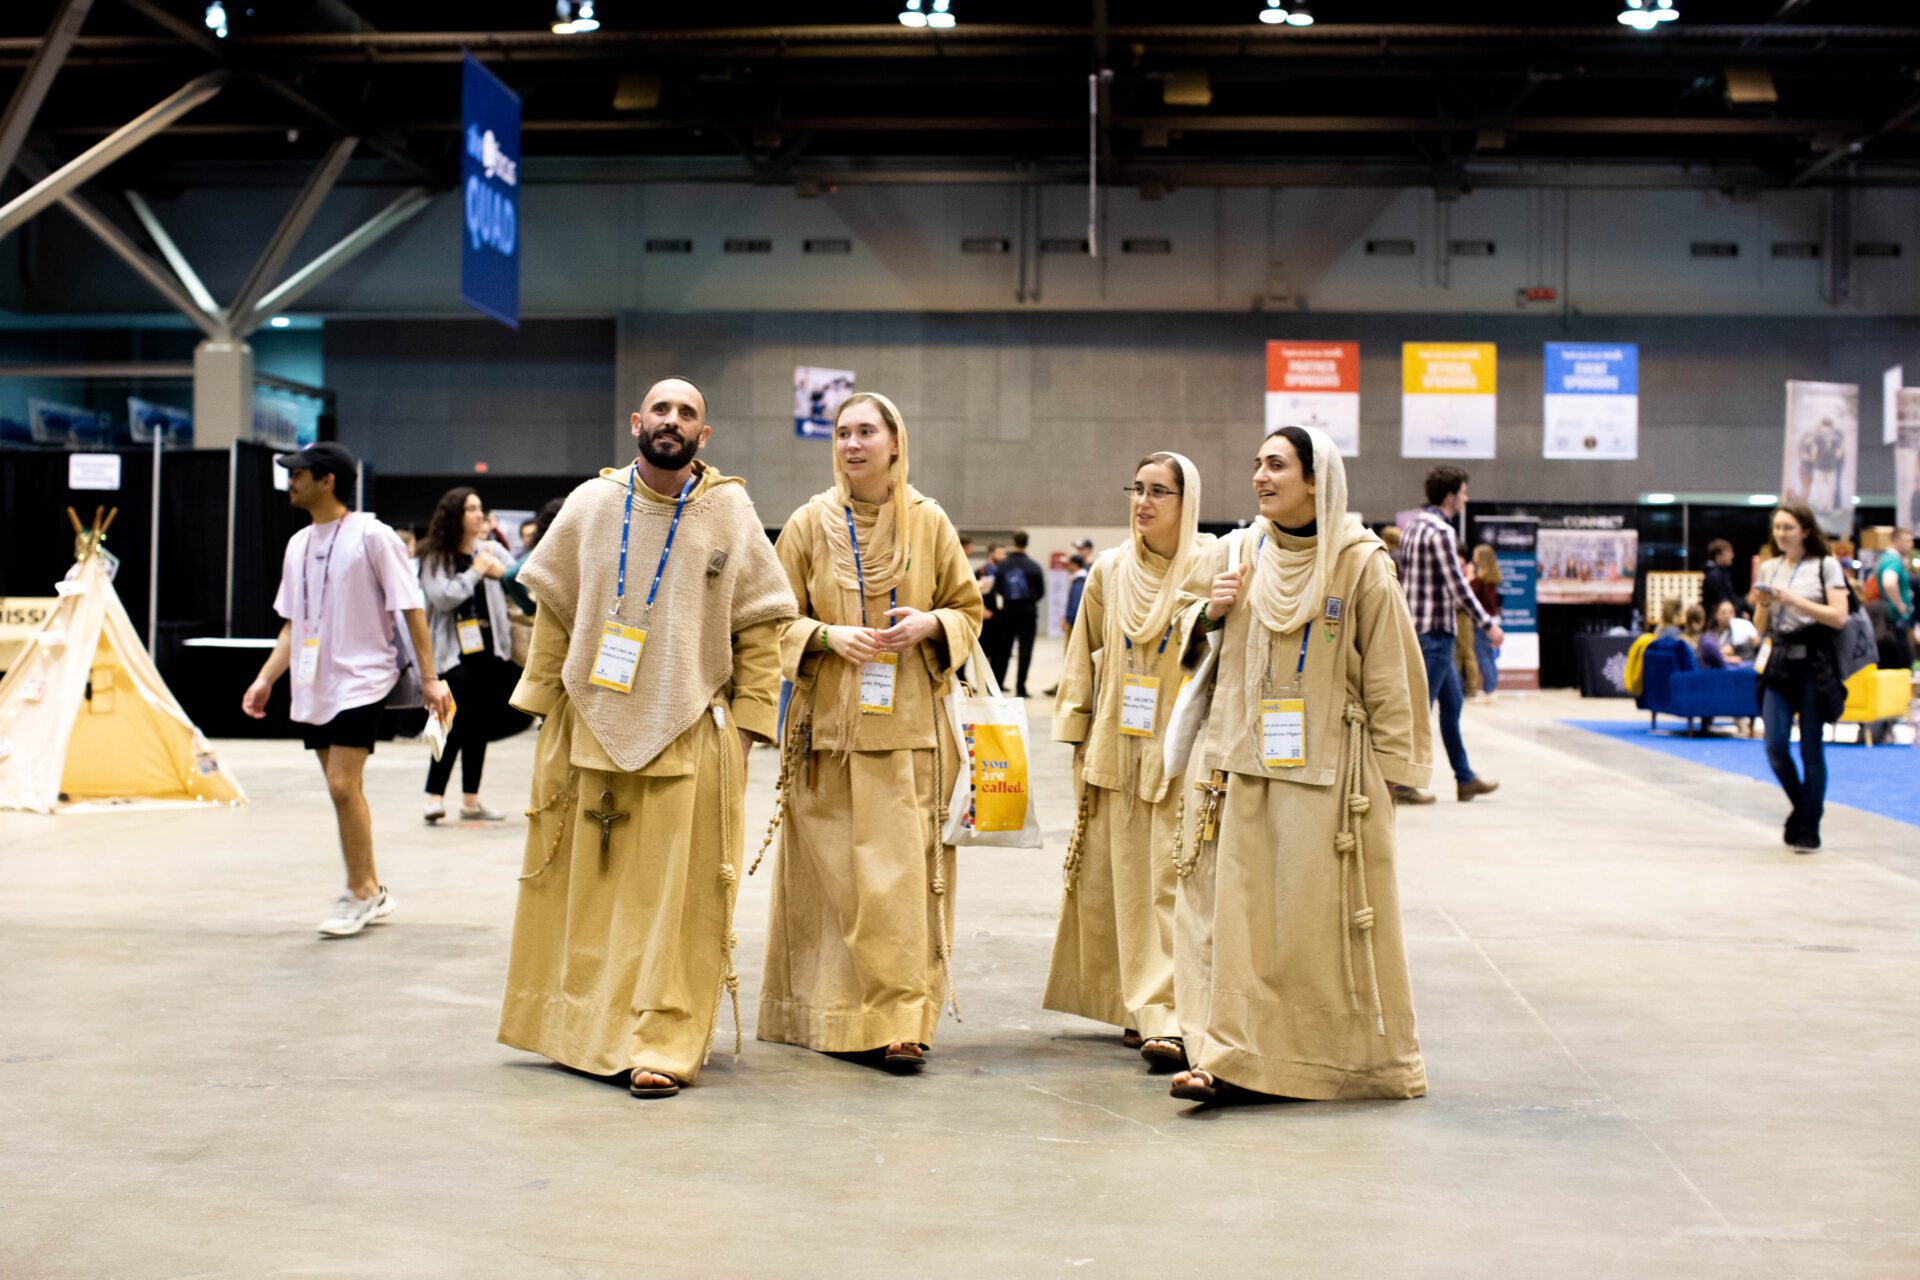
left=812, top=391, right=917, bottom=601
left=1107, top=451, right=1203, bottom=648
left=1246, top=424, right=1356, bottom=637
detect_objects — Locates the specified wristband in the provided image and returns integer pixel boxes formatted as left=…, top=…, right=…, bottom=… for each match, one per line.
left=818, top=625, right=831, bottom=651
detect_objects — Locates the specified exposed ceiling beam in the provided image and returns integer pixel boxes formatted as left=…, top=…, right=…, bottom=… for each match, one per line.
left=123, top=188, right=220, bottom=316
left=1792, top=88, right=1920, bottom=187
left=243, top=186, right=433, bottom=330
left=0, top=69, right=228, bottom=242
left=11, top=152, right=224, bottom=337
left=0, top=0, right=96, bottom=182
left=226, top=134, right=360, bottom=328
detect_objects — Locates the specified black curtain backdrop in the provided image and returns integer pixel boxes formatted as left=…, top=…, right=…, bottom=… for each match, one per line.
left=230, top=442, right=308, bottom=639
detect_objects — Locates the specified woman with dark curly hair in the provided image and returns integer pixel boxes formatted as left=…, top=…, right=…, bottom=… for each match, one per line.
left=418, top=486, right=521, bottom=823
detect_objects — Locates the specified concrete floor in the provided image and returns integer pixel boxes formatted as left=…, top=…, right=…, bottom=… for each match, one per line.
left=4, top=642, right=1919, bottom=1278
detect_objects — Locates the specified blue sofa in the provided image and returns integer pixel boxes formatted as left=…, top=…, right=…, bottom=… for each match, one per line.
left=1636, top=637, right=1758, bottom=733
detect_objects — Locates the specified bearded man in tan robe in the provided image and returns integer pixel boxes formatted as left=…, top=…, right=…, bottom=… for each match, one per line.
left=498, top=378, right=796, bottom=1099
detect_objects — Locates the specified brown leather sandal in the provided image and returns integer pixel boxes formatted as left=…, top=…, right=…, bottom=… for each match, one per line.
left=1140, top=1036, right=1187, bottom=1068
left=1169, top=1068, right=1231, bottom=1103
left=1121, top=1028, right=1144, bottom=1049
left=629, top=1068, right=681, bottom=1098
left=882, top=1043, right=927, bottom=1072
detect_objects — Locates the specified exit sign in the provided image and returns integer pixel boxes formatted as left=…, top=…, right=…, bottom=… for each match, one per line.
left=1522, top=286, right=1558, bottom=302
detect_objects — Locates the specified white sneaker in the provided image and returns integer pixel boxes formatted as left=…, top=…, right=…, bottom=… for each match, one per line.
left=460, top=804, right=507, bottom=822
left=424, top=799, right=446, bottom=824
left=318, top=886, right=391, bottom=937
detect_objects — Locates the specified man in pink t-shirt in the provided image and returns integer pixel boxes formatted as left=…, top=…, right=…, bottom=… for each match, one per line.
left=241, top=443, right=452, bottom=938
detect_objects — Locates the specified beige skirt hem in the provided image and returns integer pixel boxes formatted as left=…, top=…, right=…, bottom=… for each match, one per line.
left=754, top=997, right=941, bottom=1053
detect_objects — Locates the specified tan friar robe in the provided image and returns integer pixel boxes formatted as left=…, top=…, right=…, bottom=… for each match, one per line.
left=498, top=461, right=795, bottom=1085
left=1177, top=525, right=1433, bottom=1099
left=756, top=493, right=982, bottom=1053
left=1045, top=547, right=1206, bottom=1040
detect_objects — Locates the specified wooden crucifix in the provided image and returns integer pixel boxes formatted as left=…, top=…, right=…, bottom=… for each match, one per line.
left=585, top=786, right=629, bottom=873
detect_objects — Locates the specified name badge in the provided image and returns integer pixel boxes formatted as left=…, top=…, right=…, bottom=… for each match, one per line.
left=457, top=617, right=484, bottom=655
left=589, top=621, right=647, bottom=692
left=1260, top=697, right=1306, bottom=768
left=1119, top=673, right=1159, bottom=737
left=295, top=636, right=320, bottom=685
left=1753, top=636, right=1772, bottom=676
left=859, top=653, right=898, bottom=715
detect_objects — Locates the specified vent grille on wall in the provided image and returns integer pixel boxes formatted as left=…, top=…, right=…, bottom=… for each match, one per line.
left=1448, top=240, right=1496, bottom=257
left=1856, top=242, right=1902, bottom=258
left=804, top=239, right=852, bottom=255
left=1771, top=242, right=1820, bottom=258
left=1365, top=239, right=1415, bottom=256
left=962, top=238, right=1010, bottom=254
left=724, top=239, right=772, bottom=254
left=1122, top=238, right=1172, bottom=254
left=645, top=239, right=693, bottom=254
left=1690, top=241, right=1740, bottom=258
left=1040, top=238, right=1090, bottom=254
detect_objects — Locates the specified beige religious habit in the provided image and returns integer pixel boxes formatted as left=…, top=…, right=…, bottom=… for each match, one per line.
left=497, top=461, right=795, bottom=1088
left=1046, top=456, right=1211, bottom=1043
left=1176, top=429, right=1433, bottom=1100
left=0, top=509, right=244, bottom=814
left=754, top=449, right=984, bottom=1054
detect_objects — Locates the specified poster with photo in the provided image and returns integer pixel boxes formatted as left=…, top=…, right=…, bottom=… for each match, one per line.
left=795, top=365, right=855, bottom=439
left=1897, top=387, right=1920, bottom=533
left=1780, top=380, right=1858, bottom=536
left=1535, top=521, right=1637, bottom=605
left=1266, top=341, right=1359, bottom=456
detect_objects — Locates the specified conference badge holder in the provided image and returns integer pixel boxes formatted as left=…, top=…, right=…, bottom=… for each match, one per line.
left=589, top=621, right=646, bottom=692
left=295, top=637, right=320, bottom=686
left=1258, top=630, right=1312, bottom=770
left=1119, top=673, right=1159, bottom=737
left=859, top=653, right=898, bottom=715
left=457, top=617, right=485, bottom=655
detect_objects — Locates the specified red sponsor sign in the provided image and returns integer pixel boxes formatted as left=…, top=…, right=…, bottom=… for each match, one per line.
left=1266, top=341, right=1359, bottom=394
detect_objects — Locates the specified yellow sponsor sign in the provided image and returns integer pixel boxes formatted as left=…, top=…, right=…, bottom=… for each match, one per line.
left=1402, top=343, right=1497, bottom=395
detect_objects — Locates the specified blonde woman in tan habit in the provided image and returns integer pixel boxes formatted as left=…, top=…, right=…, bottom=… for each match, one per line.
left=1046, top=453, right=1212, bottom=1069
left=1169, top=425, right=1433, bottom=1104
left=756, top=392, right=983, bottom=1072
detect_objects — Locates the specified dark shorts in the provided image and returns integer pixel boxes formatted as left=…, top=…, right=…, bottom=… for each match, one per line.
left=300, top=699, right=385, bottom=753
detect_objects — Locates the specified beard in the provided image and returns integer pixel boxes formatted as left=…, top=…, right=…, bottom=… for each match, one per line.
left=637, top=426, right=700, bottom=471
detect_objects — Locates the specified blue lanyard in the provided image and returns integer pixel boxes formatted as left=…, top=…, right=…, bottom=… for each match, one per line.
left=844, top=506, right=897, bottom=629
left=614, top=469, right=694, bottom=616
left=1123, top=625, right=1173, bottom=656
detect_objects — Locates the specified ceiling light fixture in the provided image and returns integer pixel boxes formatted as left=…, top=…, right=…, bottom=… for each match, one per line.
left=1285, top=0, right=1314, bottom=25
left=268, top=316, right=292, bottom=329
left=552, top=1, right=599, bottom=35
left=204, top=2, right=228, bottom=38
left=1617, top=0, right=1678, bottom=31
left=898, top=0, right=926, bottom=27
left=927, top=0, right=955, bottom=29
left=1258, top=0, right=1288, bottom=23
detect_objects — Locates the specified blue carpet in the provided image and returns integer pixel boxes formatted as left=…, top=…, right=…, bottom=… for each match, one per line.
left=1561, top=719, right=1920, bottom=829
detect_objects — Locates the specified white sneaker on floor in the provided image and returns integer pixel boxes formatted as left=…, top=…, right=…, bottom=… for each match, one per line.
left=460, top=804, right=507, bottom=822
left=424, top=798, right=447, bottom=824
left=318, top=886, right=391, bottom=937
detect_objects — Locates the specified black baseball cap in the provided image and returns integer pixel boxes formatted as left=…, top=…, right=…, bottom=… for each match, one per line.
left=275, top=441, right=357, bottom=484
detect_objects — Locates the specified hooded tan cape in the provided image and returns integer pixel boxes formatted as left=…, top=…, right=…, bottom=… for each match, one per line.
left=755, top=488, right=982, bottom=1052
left=498, top=461, right=796, bottom=1085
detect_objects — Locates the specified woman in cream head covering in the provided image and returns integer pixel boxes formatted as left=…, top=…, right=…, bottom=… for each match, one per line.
left=756, top=392, right=984, bottom=1073
left=1169, top=424, right=1435, bottom=1104
left=1046, top=451, right=1213, bottom=1069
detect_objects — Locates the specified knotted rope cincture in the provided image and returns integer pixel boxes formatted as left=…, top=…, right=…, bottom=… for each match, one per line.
left=705, top=703, right=745, bottom=1063
left=1060, top=775, right=1095, bottom=892
left=517, top=767, right=579, bottom=882
left=749, top=713, right=809, bottom=876
left=1168, top=791, right=1200, bottom=880
left=1338, top=702, right=1387, bottom=1037
left=930, top=716, right=961, bottom=1021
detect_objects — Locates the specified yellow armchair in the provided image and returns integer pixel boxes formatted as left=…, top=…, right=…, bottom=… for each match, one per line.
left=1838, top=667, right=1913, bottom=744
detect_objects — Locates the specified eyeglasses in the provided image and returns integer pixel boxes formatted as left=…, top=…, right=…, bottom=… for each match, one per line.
left=1122, top=484, right=1179, bottom=501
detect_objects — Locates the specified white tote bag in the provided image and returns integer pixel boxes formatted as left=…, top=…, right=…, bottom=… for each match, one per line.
left=941, top=640, right=1044, bottom=849
left=1162, top=527, right=1246, bottom=779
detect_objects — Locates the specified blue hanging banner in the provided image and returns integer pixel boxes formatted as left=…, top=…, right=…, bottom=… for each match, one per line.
left=1542, top=342, right=1638, bottom=460
left=460, top=53, right=520, bottom=329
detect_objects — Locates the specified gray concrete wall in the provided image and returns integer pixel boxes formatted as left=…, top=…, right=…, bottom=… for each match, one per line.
left=14, top=181, right=1920, bottom=320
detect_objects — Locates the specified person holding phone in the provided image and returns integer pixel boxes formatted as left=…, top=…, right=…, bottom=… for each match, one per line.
left=1749, top=502, right=1850, bottom=853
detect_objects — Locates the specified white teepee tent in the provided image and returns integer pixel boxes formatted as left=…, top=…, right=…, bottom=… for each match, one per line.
left=0, top=515, right=245, bottom=814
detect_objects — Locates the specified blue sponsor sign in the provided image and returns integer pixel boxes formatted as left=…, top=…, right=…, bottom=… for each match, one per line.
left=1545, top=342, right=1637, bottom=396
left=460, top=53, right=520, bottom=329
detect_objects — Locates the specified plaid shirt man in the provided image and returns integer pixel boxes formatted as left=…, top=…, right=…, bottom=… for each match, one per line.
left=1399, top=508, right=1494, bottom=637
